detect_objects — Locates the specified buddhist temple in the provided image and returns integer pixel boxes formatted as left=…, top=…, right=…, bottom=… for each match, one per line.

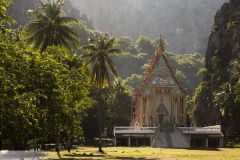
left=131, top=36, right=187, bottom=127
left=113, top=37, right=224, bottom=148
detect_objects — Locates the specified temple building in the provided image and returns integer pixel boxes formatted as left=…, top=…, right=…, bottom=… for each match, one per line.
left=113, top=37, right=224, bottom=148
left=131, top=37, right=187, bottom=127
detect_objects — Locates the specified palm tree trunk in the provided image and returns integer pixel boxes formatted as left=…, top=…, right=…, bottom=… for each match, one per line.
left=97, top=103, right=104, bottom=153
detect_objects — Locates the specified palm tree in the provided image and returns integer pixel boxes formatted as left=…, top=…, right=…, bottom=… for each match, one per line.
left=24, top=0, right=79, bottom=52
left=82, top=33, right=120, bottom=152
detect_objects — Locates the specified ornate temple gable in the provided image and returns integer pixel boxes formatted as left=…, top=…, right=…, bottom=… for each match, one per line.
left=150, top=55, right=176, bottom=86
left=132, top=36, right=187, bottom=127
left=134, top=36, right=186, bottom=97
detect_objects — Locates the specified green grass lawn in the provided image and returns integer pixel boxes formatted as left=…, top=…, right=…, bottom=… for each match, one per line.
left=45, top=147, right=240, bottom=160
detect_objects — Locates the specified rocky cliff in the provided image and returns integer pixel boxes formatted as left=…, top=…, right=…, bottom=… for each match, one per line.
left=194, top=0, right=240, bottom=128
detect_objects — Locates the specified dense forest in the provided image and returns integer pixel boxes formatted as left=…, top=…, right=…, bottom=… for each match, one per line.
left=1, top=0, right=240, bottom=151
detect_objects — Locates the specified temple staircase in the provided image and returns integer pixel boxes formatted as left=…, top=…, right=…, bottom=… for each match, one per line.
left=165, top=132, right=173, bottom=147
left=152, top=125, right=190, bottom=148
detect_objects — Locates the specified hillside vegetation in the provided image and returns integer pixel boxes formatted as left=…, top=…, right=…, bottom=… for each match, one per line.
left=191, top=0, right=240, bottom=138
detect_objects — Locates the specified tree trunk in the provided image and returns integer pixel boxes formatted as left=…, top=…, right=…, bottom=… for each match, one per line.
left=67, top=131, right=71, bottom=153
left=55, top=133, right=60, bottom=155
left=0, top=139, right=2, bottom=150
left=97, top=104, right=104, bottom=153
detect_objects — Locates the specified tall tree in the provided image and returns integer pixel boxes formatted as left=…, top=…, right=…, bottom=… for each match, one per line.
left=82, top=33, right=120, bottom=152
left=24, top=0, right=79, bottom=52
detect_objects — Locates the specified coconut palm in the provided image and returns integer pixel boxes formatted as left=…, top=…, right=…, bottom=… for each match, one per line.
left=24, top=0, right=79, bottom=52
left=83, top=33, right=121, bottom=88
left=82, top=33, right=120, bottom=152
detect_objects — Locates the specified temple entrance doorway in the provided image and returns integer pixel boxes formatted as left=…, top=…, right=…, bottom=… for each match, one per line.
left=158, top=114, right=165, bottom=124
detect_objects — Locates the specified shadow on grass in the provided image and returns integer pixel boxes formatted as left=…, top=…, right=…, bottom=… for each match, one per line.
left=54, top=154, right=153, bottom=160
left=53, top=157, right=152, bottom=160
left=186, top=148, right=220, bottom=151
left=64, top=153, right=105, bottom=157
left=110, top=157, right=155, bottom=160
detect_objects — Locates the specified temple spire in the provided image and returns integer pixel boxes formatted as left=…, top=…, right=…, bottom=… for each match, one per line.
left=159, top=35, right=165, bottom=52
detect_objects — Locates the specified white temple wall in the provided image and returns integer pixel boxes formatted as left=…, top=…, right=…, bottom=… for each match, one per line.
left=136, top=86, right=187, bottom=127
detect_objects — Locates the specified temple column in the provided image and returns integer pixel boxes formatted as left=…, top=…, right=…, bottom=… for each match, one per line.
left=205, top=138, right=209, bottom=148
left=114, top=137, right=116, bottom=146
left=150, top=136, right=153, bottom=146
left=128, top=137, right=131, bottom=147
left=220, top=138, right=223, bottom=147
left=170, top=90, right=173, bottom=123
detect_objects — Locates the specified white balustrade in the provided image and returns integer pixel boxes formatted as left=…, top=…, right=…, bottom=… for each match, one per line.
left=177, top=127, right=222, bottom=134
left=113, top=126, right=223, bottom=136
left=113, top=127, right=157, bottom=136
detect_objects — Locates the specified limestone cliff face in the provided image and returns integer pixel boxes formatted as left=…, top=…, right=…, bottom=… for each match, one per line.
left=194, top=0, right=240, bottom=126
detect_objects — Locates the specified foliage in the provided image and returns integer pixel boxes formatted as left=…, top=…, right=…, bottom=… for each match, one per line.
left=188, top=81, right=208, bottom=122
left=136, top=35, right=155, bottom=59
left=213, top=81, right=240, bottom=135
left=107, top=79, right=133, bottom=129
left=9, top=0, right=205, bottom=94
left=197, top=67, right=207, bottom=76
left=3, top=0, right=209, bottom=147
left=82, top=33, right=121, bottom=88
left=0, top=0, right=15, bottom=32
left=116, top=36, right=138, bottom=55
left=82, top=79, right=133, bottom=141
left=212, top=56, right=240, bottom=134
left=125, top=74, right=142, bottom=88
left=190, top=54, right=240, bottom=134
left=23, top=0, right=79, bottom=52
left=0, top=30, right=92, bottom=149
left=227, top=21, right=237, bottom=31
left=114, top=34, right=205, bottom=94
left=231, top=55, right=240, bottom=78
left=214, top=83, right=233, bottom=116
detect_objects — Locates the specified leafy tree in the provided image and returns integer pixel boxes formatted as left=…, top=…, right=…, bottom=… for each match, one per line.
left=231, top=55, right=240, bottom=79
left=82, top=33, right=120, bottom=152
left=116, top=36, right=138, bottom=54
left=82, top=79, right=133, bottom=142
left=0, top=29, right=91, bottom=150
left=107, top=79, right=133, bottom=128
left=214, top=83, right=233, bottom=119
left=125, top=74, right=142, bottom=88
left=136, top=35, right=155, bottom=58
left=190, top=81, right=210, bottom=125
left=0, top=0, right=15, bottom=32
left=175, top=53, right=204, bottom=94
left=24, top=0, right=79, bottom=52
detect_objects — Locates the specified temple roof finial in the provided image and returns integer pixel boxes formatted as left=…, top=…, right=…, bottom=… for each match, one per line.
left=159, top=35, right=165, bottom=52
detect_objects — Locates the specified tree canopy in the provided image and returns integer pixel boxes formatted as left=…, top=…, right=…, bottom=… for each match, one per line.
left=0, top=26, right=92, bottom=150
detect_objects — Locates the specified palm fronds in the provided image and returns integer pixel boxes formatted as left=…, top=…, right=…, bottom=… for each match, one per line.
left=24, top=0, right=79, bottom=52
left=82, top=33, right=121, bottom=88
